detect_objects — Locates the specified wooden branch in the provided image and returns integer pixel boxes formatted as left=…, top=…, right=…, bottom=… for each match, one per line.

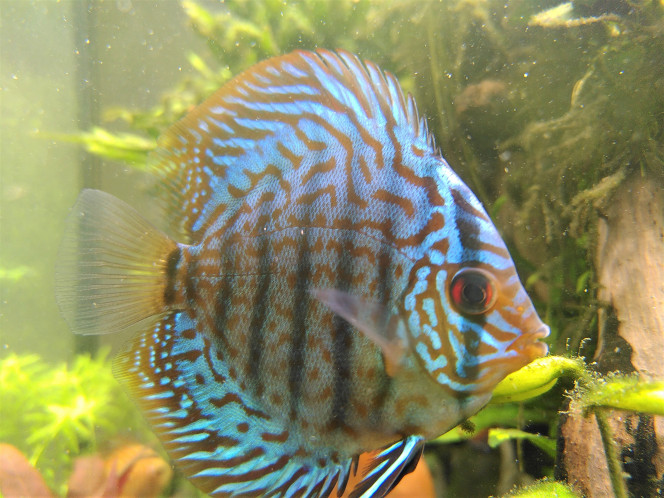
left=559, top=175, right=664, bottom=496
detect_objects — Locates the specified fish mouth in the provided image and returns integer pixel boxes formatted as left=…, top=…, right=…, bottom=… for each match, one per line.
left=507, top=324, right=550, bottom=360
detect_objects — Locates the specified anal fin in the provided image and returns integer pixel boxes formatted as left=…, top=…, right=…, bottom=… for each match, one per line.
left=113, top=312, right=354, bottom=497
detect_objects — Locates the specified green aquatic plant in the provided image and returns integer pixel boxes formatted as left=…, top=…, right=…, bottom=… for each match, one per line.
left=501, top=479, right=579, bottom=497
left=491, top=356, right=586, bottom=404
left=0, top=350, right=152, bottom=495
left=577, top=374, right=664, bottom=416
left=433, top=355, right=664, bottom=496
left=46, top=127, right=157, bottom=168
left=487, top=428, right=556, bottom=459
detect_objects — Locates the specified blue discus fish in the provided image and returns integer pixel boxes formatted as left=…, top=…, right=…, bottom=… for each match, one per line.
left=55, top=49, right=549, bottom=497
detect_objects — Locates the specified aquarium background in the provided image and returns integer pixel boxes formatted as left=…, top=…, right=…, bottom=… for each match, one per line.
left=1, top=1, right=662, bottom=497
left=2, top=1, right=206, bottom=361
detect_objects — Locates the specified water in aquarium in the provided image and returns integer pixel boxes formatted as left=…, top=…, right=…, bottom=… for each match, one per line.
left=1, top=1, right=663, bottom=497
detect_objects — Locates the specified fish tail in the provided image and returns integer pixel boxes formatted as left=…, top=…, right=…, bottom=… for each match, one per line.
left=55, top=189, right=179, bottom=335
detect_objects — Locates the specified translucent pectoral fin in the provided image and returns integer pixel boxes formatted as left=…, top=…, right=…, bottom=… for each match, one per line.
left=312, top=288, right=409, bottom=376
left=349, top=435, right=425, bottom=498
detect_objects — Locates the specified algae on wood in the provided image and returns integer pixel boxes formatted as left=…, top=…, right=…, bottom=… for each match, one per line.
left=559, top=176, right=664, bottom=497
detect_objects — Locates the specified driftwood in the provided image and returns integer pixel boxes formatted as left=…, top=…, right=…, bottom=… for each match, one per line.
left=558, top=175, right=664, bottom=496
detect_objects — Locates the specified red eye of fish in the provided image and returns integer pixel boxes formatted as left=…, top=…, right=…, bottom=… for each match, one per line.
left=450, top=268, right=497, bottom=315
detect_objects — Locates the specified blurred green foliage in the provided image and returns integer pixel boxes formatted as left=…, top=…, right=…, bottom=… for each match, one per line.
left=0, top=265, right=33, bottom=282
left=101, top=0, right=385, bottom=141
left=0, top=350, right=151, bottom=495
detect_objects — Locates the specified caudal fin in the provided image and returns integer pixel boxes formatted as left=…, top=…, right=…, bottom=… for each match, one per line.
left=55, top=189, right=177, bottom=335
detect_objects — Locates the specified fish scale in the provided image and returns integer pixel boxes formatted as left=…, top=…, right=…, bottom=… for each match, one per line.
left=55, top=49, right=550, bottom=497
left=189, top=233, right=403, bottom=434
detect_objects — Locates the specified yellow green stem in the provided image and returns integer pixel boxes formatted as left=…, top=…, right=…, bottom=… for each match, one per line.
left=594, top=409, right=628, bottom=498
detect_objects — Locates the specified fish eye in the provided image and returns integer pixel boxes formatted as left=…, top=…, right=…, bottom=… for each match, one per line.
left=449, top=268, right=497, bottom=315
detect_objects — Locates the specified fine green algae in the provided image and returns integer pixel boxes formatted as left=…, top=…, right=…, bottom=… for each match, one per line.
left=499, top=479, right=580, bottom=497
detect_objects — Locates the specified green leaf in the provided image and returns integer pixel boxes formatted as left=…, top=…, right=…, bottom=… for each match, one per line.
left=490, top=194, right=508, bottom=218
left=525, top=270, right=542, bottom=289
left=575, top=270, right=592, bottom=294
left=431, top=403, right=550, bottom=445
left=491, top=356, right=586, bottom=404
left=487, top=428, right=556, bottom=458
left=0, top=265, right=34, bottom=281
left=187, top=52, right=215, bottom=79
left=43, top=128, right=155, bottom=167
left=581, top=375, right=664, bottom=416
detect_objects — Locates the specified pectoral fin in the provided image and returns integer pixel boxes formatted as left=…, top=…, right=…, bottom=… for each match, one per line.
left=312, top=288, right=409, bottom=376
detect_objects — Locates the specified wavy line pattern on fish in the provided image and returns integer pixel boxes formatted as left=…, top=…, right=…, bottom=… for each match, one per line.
left=55, top=49, right=549, bottom=497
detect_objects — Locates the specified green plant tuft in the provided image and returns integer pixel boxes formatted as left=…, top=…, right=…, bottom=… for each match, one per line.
left=0, top=350, right=152, bottom=495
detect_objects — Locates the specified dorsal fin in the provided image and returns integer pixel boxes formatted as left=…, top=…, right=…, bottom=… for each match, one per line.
left=151, top=49, right=435, bottom=241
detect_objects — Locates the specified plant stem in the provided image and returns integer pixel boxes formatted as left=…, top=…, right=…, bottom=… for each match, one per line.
left=594, top=409, right=628, bottom=498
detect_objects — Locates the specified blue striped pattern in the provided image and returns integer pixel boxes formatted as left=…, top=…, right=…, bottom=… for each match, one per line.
left=113, top=313, right=353, bottom=496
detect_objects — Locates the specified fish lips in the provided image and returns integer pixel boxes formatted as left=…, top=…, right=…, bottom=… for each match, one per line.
left=507, top=324, right=550, bottom=360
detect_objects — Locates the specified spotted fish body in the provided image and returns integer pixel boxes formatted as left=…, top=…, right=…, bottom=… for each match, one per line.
left=56, top=50, right=549, bottom=497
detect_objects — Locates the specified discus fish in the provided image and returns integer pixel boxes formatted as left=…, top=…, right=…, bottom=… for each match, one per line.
left=55, top=49, right=549, bottom=497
